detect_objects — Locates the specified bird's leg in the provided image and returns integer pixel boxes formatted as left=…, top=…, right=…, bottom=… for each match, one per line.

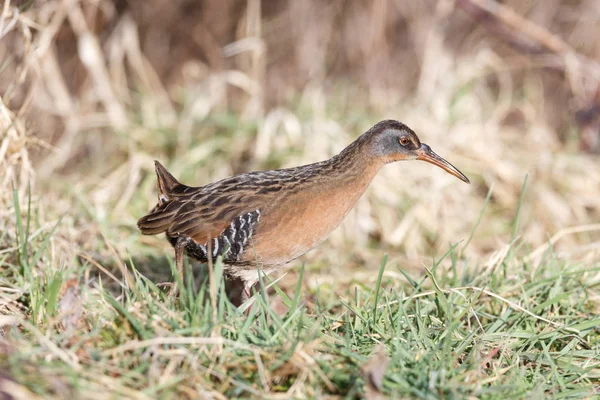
left=240, top=279, right=258, bottom=316
left=223, top=275, right=258, bottom=315
left=240, top=283, right=251, bottom=303
left=169, top=237, right=190, bottom=296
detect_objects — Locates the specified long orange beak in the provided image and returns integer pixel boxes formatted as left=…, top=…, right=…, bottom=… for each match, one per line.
left=416, top=144, right=470, bottom=184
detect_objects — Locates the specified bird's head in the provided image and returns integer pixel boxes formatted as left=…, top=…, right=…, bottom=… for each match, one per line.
left=366, top=120, right=470, bottom=184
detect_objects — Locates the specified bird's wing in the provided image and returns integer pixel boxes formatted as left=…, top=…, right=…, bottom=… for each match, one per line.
left=138, top=167, right=301, bottom=245
left=138, top=182, right=266, bottom=246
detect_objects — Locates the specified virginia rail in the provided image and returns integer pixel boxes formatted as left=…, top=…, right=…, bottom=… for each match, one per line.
left=137, top=120, right=469, bottom=304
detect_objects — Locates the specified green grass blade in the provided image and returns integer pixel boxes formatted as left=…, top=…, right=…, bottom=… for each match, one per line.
left=371, top=254, right=388, bottom=326
left=461, top=183, right=493, bottom=253
left=45, top=272, right=63, bottom=318
left=104, top=293, right=148, bottom=340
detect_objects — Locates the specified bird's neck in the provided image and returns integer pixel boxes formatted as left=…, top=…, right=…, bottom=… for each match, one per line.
left=317, top=138, right=383, bottom=197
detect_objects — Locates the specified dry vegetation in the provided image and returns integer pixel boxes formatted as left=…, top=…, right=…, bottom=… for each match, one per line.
left=1, top=0, right=600, bottom=398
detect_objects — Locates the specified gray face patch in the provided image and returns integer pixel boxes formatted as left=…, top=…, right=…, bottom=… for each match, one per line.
left=371, top=128, right=420, bottom=159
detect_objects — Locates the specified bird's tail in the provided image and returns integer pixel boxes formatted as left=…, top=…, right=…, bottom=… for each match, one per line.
left=137, top=161, right=184, bottom=235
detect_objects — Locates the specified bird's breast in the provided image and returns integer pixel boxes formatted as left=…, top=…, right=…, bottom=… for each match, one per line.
left=243, top=174, right=374, bottom=266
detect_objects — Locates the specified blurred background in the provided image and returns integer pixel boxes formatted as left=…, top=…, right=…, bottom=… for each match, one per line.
left=1, top=0, right=600, bottom=287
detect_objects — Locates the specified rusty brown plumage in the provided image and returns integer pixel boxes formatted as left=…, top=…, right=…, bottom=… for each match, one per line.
left=137, top=120, right=470, bottom=304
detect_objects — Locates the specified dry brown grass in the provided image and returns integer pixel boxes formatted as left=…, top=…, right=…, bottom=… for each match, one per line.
left=2, top=0, right=599, bottom=272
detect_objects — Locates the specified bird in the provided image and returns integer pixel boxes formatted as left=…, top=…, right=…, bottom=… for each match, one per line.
left=137, top=120, right=470, bottom=305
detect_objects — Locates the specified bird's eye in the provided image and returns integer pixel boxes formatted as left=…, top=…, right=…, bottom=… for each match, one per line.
left=400, top=137, right=410, bottom=146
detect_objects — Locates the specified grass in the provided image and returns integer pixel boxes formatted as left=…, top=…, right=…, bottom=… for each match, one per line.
left=2, top=1, right=600, bottom=398
left=1, top=185, right=599, bottom=399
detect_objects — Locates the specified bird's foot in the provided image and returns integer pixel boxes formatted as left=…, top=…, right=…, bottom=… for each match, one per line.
left=156, top=282, right=179, bottom=297
left=156, top=282, right=173, bottom=289
left=168, top=283, right=179, bottom=297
